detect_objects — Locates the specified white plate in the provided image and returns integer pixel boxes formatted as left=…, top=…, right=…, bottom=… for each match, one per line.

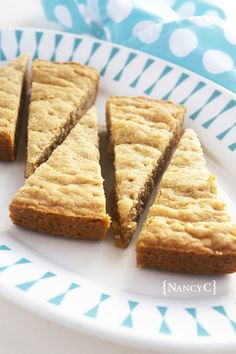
left=0, top=28, right=236, bottom=354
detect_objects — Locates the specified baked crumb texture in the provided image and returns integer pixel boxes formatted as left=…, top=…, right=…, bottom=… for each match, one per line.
left=10, top=107, right=110, bottom=239
left=136, top=129, right=236, bottom=274
left=26, top=59, right=99, bottom=177
left=106, top=96, right=186, bottom=248
left=0, top=54, right=29, bottom=160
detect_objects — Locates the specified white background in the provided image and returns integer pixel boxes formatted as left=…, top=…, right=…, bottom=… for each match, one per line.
left=0, top=1, right=234, bottom=353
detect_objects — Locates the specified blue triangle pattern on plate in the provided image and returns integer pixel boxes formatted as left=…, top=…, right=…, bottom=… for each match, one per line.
left=50, top=33, right=63, bottom=61
left=15, top=29, right=22, bottom=56
left=121, top=301, right=138, bottom=328
left=15, top=29, right=23, bottom=44
left=48, top=282, right=80, bottom=306
left=100, top=293, right=110, bottom=302
left=128, top=300, right=139, bottom=311
left=85, top=304, right=99, bottom=318
left=196, top=322, right=209, bottom=336
left=84, top=293, right=110, bottom=319
left=144, top=65, right=172, bottom=95
left=14, top=258, right=31, bottom=265
left=179, top=81, right=206, bottom=105
left=213, top=306, right=236, bottom=332
left=0, top=47, right=6, bottom=61
left=230, top=320, right=236, bottom=332
left=48, top=292, right=66, bottom=306
left=68, top=282, right=80, bottom=291
left=157, top=305, right=168, bottom=317
left=160, top=320, right=171, bottom=335
left=0, top=257, right=30, bottom=273
left=113, top=52, right=137, bottom=81
left=17, top=280, right=37, bottom=291
left=162, top=72, right=189, bottom=100
left=228, top=142, right=236, bottom=151
left=186, top=308, right=209, bottom=336
left=202, top=99, right=236, bottom=129
left=217, top=123, right=236, bottom=141
left=121, top=314, right=133, bottom=328
left=0, top=266, right=8, bottom=272
left=186, top=307, right=196, bottom=318
left=213, top=305, right=227, bottom=316
left=0, top=30, right=6, bottom=61
left=190, top=90, right=221, bottom=120
left=33, top=31, right=43, bottom=59
left=157, top=306, right=171, bottom=334
left=100, top=46, right=120, bottom=76
left=16, top=271, right=56, bottom=291
left=0, top=245, right=11, bottom=251
left=130, top=58, right=154, bottom=88
left=85, top=42, right=101, bottom=65
left=68, top=37, right=82, bottom=61
left=41, top=271, right=55, bottom=279
left=35, top=31, right=43, bottom=45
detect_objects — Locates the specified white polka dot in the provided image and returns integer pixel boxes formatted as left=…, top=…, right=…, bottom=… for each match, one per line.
left=192, top=16, right=212, bottom=27
left=192, top=16, right=224, bottom=27
left=176, top=2, right=196, bottom=17
left=133, top=21, right=162, bottom=44
left=169, top=29, right=198, bottom=57
left=106, top=0, right=133, bottom=23
left=54, top=5, right=73, bottom=28
left=164, top=0, right=175, bottom=7
left=204, top=10, right=221, bottom=18
left=203, top=50, right=234, bottom=74
left=224, top=26, right=236, bottom=45
left=78, top=4, right=92, bottom=25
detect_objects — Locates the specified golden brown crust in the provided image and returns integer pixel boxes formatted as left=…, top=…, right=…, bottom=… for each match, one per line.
left=10, top=107, right=110, bottom=239
left=26, top=59, right=99, bottom=177
left=10, top=202, right=110, bottom=240
left=106, top=96, right=186, bottom=248
left=0, top=131, right=14, bottom=160
left=137, top=247, right=236, bottom=275
left=136, top=129, right=236, bottom=274
left=0, top=54, right=29, bottom=160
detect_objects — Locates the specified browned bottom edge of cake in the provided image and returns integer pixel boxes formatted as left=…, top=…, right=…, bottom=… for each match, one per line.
left=114, top=140, right=176, bottom=249
left=25, top=85, right=98, bottom=178
left=0, top=70, right=28, bottom=161
left=0, top=131, right=15, bottom=161
left=136, top=246, right=236, bottom=275
left=10, top=204, right=110, bottom=240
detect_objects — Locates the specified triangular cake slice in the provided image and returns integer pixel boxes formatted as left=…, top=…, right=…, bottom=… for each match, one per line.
left=10, top=107, right=110, bottom=239
left=26, top=59, right=99, bottom=177
left=0, top=54, right=29, bottom=160
left=136, top=129, right=236, bottom=274
left=106, top=96, right=186, bottom=248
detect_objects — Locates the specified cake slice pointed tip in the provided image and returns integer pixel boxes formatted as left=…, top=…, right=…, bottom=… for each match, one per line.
left=106, top=96, right=186, bottom=248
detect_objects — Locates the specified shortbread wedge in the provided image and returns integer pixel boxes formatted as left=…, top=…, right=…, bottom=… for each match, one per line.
left=0, top=54, right=29, bottom=160
left=10, top=107, right=110, bottom=239
left=106, top=96, right=186, bottom=248
left=136, top=129, right=236, bottom=274
left=25, top=59, right=99, bottom=177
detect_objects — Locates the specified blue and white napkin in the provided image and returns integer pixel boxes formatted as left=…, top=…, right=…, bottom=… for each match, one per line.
left=41, top=0, right=236, bottom=93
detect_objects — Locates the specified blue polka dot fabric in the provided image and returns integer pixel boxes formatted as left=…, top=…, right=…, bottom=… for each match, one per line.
left=41, top=0, right=236, bottom=93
